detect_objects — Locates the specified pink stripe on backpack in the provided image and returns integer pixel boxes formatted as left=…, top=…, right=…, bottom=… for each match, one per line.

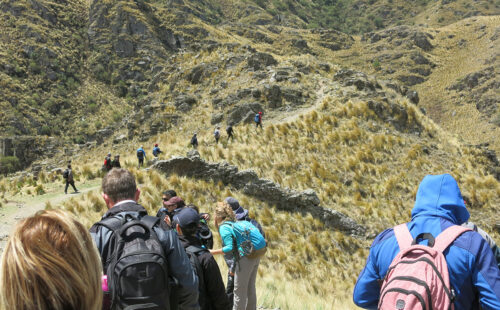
left=378, top=224, right=471, bottom=310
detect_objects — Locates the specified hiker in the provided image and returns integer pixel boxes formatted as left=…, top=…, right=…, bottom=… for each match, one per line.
left=0, top=210, right=102, bottom=310
left=111, top=155, right=121, bottom=169
left=103, top=153, right=112, bottom=172
left=158, top=196, right=187, bottom=229
left=226, top=124, right=234, bottom=141
left=463, top=221, right=500, bottom=268
left=211, top=201, right=267, bottom=310
left=191, top=133, right=198, bottom=149
left=223, top=197, right=266, bottom=305
left=89, top=169, right=199, bottom=310
left=136, top=145, right=146, bottom=168
left=173, top=207, right=231, bottom=310
left=214, top=127, right=221, bottom=144
left=353, top=174, right=500, bottom=310
left=153, top=143, right=163, bottom=157
left=254, top=112, right=262, bottom=129
left=63, top=164, right=78, bottom=194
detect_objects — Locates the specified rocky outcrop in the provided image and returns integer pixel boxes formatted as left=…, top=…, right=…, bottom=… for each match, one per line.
left=247, top=52, right=278, bottom=70
left=363, top=26, right=434, bottom=51
left=0, top=136, right=62, bottom=170
left=152, top=152, right=366, bottom=236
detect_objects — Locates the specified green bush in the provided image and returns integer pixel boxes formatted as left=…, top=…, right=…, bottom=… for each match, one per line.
left=0, top=156, right=22, bottom=175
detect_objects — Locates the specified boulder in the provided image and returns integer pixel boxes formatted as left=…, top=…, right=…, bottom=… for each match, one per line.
left=405, top=90, right=419, bottom=105
left=113, top=134, right=127, bottom=144
left=263, top=84, right=283, bottom=108
left=227, top=102, right=263, bottom=125
left=334, top=69, right=381, bottom=92
left=397, top=75, right=425, bottom=86
left=174, top=95, right=197, bottom=112
left=247, top=52, right=277, bottom=70
left=211, top=113, right=224, bottom=125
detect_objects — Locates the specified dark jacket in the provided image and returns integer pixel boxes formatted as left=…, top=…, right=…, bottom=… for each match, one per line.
left=111, top=159, right=121, bottom=168
left=179, top=235, right=231, bottom=310
left=90, top=202, right=199, bottom=310
left=353, top=174, right=500, bottom=310
left=64, top=168, right=74, bottom=182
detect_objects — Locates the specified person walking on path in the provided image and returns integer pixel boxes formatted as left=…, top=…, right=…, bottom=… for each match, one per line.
left=63, top=164, right=78, bottom=194
left=214, top=127, right=221, bottom=144
left=173, top=208, right=231, bottom=310
left=103, top=153, right=112, bottom=172
left=353, top=174, right=500, bottom=310
left=191, top=133, right=198, bottom=149
left=136, top=146, right=146, bottom=168
left=111, top=155, right=121, bottom=168
left=211, top=201, right=266, bottom=310
left=153, top=144, right=163, bottom=157
left=254, top=112, right=263, bottom=129
left=89, top=169, right=199, bottom=310
left=226, top=125, right=234, bottom=141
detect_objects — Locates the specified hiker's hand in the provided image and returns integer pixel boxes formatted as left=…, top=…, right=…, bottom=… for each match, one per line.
left=164, top=216, right=171, bottom=226
left=201, top=213, right=210, bottom=221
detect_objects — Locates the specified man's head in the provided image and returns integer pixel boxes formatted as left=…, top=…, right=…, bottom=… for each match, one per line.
left=107, top=153, right=111, bottom=157
left=164, top=196, right=185, bottom=212
left=155, top=144, right=158, bottom=147
left=162, top=190, right=177, bottom=203
left=102, top=169, right=139, bottom=208
left=67, top=164, right=71, bottom=169
left=173, top=208, right=199, bottom=237
left=224, top=197, right=241, bottom=211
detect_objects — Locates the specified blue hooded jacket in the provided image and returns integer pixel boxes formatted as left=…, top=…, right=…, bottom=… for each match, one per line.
left=353, top=174, right=500, bottom=310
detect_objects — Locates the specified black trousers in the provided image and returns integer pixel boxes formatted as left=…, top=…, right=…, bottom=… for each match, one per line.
left=65, top=180, right=77, bottom=193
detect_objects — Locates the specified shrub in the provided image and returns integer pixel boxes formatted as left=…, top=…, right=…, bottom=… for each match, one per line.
left=0, top=156, right=22, bottom=175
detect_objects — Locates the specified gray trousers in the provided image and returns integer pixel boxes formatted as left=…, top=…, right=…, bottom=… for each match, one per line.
left=233, top=256, right=260, bottom=310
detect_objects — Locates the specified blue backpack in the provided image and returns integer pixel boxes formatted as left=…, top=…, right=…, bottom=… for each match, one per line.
left=224, top=221, right=266, bottom=258
left=254, top=114, right=260, bottom=123
left=137, top=148, right=144, bottom=158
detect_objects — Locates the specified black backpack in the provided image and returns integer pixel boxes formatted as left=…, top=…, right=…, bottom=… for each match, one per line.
left=63, top=169, right=69, bottom=179
left=97, top=215, right=169, bottom=310
left=185, top=246, right=207, bottom=310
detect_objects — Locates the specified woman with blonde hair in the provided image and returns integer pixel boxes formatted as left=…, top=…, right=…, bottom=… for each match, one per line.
left=210, top=201, right=266, bottom=310
left=0, top=210, right=102, bottom=310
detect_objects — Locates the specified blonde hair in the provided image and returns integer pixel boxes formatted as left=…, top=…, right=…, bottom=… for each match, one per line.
left=0, top=210, right=102, bottom=310
left=215, top=201, right=236, bottom=229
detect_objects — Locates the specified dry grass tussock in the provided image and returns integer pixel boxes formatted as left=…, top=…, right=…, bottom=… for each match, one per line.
left=41, top=169, right=367, bottom=309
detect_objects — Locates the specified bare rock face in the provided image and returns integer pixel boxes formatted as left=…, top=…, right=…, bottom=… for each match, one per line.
left=152, top=153, right=366, bottom=236
left=0, top=136, right=62, bottom=170
left=247, top=52, right=278, bottom=70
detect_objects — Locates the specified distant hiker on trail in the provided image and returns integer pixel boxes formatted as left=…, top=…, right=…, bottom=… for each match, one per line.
left=214, top=127, right=221, bottom=144
left=63, top=164, right=78, bottom=194
left=173, top=207, right=231, bottom=310
left=191, top=133, right=198, bottom=149
left=111, top=155, right=121, bottom=169
left=0, top=210, right=102, bottom=310
left=89, top=169, right=198, bottom=310
left=353, top=174, right=500, bottom=310
left=136, top=146, right=146, bottom=168
left=254, top=112, right=263, bottom=129
left=153, top=143, right=162, bottom=157
left=223, top=197, right=266, bottom=305
left=103, top=153, right=112, bottom=172
left=226, top=125, right=234, bottom=141
left=211, top=201, right=267, bottom=310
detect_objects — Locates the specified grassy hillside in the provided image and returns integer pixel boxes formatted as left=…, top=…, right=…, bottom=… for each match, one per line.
left=0, top=1, right=499, bottom=309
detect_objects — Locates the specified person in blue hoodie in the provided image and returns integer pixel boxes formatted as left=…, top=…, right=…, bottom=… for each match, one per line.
left=353, top=174, right=500, bottom=310
left=136, top=146, right=146, bottom=168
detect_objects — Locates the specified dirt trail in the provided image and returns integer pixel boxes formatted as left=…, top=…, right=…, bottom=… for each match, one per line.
left=0, top=181, right=101, bottom=252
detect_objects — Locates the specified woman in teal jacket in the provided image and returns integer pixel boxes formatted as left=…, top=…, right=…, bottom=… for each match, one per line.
left=210, top=201, right=265, bottom=310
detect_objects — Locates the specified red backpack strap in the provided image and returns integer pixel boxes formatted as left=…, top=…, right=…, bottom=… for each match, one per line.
left=393, top=224, right=413, bottom=251
left=434, top=225, right=472, bottom=252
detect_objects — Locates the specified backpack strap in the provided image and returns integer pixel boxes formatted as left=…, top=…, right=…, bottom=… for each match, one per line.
left=434, top=225, right=472, bottom=252
left=141, top=215, right=160, bottom=229
left=393, top=224, right=413, bottom=251
left=97, top=216, right=123, bottom=233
